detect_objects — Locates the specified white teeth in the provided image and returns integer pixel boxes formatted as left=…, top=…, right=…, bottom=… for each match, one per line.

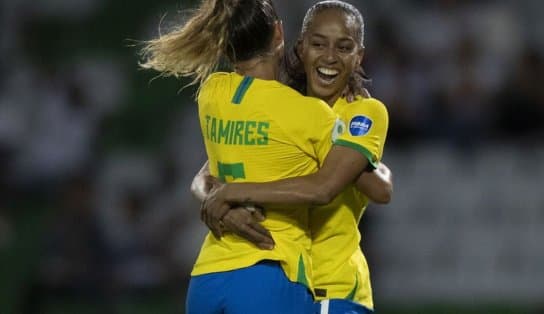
left=317, top=67, right=339, bottom=76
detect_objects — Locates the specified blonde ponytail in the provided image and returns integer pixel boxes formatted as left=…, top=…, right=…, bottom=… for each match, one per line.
left=139, top=0, right=237, bottom=86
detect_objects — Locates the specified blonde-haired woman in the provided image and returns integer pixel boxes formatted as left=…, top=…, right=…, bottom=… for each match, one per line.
left=142, top=0, right=339, bottom=313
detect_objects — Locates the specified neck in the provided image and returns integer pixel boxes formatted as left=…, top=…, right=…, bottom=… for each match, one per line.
left=324, top=95, right=339, bottom=107
left=307, top=88, right=340, bottom=107
left=235, top=56, right=278, bottom=81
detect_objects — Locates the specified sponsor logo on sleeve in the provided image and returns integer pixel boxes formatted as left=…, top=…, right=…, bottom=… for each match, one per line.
left=349, top=115, right=372, bottom=136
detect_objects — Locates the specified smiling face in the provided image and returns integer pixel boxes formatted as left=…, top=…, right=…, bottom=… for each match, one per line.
left=298, top=8, right=364, bottom=106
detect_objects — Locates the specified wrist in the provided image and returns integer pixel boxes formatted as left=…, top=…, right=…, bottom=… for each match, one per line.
left=221, top=183, right=234, bottom=203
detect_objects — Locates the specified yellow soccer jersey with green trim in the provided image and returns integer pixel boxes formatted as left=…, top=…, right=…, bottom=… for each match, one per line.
left=310, top=96, right=389, bottom=310
left=333, top=96, right=388, bottom=169
left=192, top=72, right=337, bottom=291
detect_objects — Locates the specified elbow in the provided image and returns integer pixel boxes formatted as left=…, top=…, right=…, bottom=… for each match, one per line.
left=373, top=184, right=393, bottom=204
left=375, top=192, right=392, bottom=204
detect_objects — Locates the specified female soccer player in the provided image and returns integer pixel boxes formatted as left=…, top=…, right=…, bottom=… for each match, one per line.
left=141, top=0, right=343, bottom=313
left=200, top=1, right=389, bottom=313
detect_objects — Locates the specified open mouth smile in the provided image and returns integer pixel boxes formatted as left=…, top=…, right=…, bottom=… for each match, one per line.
left=316, top=67, right=340, bottom=84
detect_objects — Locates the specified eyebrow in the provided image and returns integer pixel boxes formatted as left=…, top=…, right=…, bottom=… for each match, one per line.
left=310, top=33, right=355, bottom=43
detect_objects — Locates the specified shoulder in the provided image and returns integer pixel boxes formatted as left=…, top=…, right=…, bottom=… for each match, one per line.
left=292, top=96, right=335, bottom=122
left=351, top=97, right=388, bottom=115
left=266, top=83, right=333, bottom=115
left=340, top=97, right=389, bottom=131
left=201, top=72, right=230, bottom=90
left=198, top=72, right=232, bottom=102
left=288, top=92, right=332, bottom=114
left=342, top=97, right=389, bottom=123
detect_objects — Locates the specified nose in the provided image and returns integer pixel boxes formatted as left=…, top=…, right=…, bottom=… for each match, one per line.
left=323, top=46, right=338, bottom=63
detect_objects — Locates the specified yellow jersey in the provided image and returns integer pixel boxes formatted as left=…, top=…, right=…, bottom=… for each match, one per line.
left=311, top=96, right=389, bottom=310
left=192, top=72, right=337, bottom=291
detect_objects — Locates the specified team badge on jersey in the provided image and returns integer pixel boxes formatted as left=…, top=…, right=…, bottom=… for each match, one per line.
left=349, top=115, right=372, bottom=136
left=332, top=118, right=346, bottom=142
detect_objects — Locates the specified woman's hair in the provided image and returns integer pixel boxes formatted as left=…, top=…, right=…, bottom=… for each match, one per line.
left=283, top=0, right=370, bottom=98
left=140, top=0, right=279, bottom=86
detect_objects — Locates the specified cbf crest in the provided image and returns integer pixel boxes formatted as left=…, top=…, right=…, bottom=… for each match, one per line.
left=332, top=118, right=346, bottom=142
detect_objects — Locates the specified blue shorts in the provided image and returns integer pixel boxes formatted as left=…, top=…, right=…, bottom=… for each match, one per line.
left=314, top=299, right=373, bottom=314
left=186, top=260, right=314, bottom=314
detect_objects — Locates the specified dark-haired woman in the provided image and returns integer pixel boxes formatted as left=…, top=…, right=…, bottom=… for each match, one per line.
left=201, top=1, right=390, bottom=313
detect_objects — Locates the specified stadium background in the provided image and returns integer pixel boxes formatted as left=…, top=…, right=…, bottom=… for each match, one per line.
left=0, top=0, right=543, bottom=313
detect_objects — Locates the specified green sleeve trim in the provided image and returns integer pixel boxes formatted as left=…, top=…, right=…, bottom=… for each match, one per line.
left=334, top=139, right=378, bottom=169
left=231, top=76, right=254, bottom=104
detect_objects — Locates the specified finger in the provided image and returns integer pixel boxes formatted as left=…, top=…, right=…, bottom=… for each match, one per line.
left=204, top=205, right=222, bottom=239
left=207, top=176, right=222, bottom=189
left=205, top=177, right=217, bottom=192
left=252, top=210, right=265, bottom=222
left=204, top=203, right=221, bottom=239
left=210, top=224, right=222, bottom=239
left=211, top=203, right=231, bottom=228
left=200, top=202, right=207, bottom=224
left=249, top=222, right=274, bottom=245
left=202, top=201, right=213, bottom=232
left=208, top=214, right=222, bottom=239
left=209, top=204, right=230, bottom=238
left=208, top=218, right=222, bottom=239
left=205, top=213, right=221, bottom=239
left=237, top=224, right=274, bottom=250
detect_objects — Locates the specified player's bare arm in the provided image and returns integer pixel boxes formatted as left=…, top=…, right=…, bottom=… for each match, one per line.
left=192, top=159, right=392, bottom=205
left=202, top=145, right=372, bottom=236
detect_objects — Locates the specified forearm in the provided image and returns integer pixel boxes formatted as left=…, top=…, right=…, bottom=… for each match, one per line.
left=223, top=173, right=333, bottom=206
left=222, top=145, right=368, bottom=206
left=355, top=162, right=393, bottom=204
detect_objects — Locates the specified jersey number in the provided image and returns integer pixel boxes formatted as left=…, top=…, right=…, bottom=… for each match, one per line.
left=217, top=162, right=246, bottom=181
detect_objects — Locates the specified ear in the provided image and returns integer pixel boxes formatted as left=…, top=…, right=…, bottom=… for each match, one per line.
left=356, top=47, right=365, bottom=66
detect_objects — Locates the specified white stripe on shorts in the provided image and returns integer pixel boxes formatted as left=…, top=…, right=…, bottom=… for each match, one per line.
left=320, top=299, right=330, bottom=314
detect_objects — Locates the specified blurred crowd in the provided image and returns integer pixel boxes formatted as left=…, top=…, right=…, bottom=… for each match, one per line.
left=278, top=0, right=544, bottom=145
left=0, top=0, right=542, bottom=312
